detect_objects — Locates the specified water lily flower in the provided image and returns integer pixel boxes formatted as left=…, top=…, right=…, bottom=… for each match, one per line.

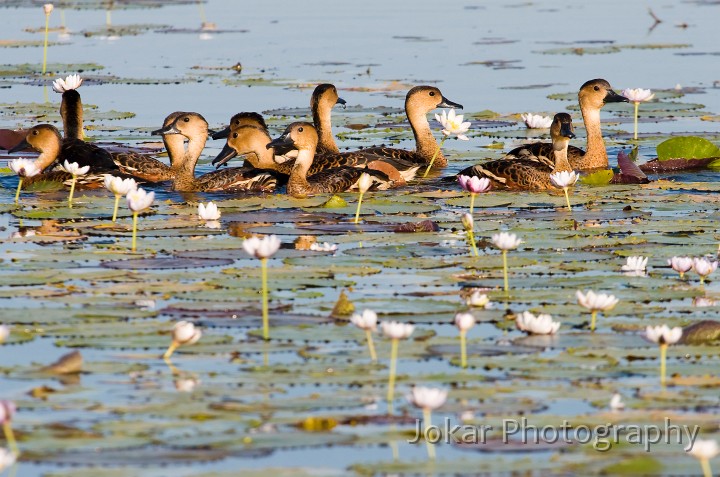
left=688, top=438, right=719, bottom=477
left=461, top=213, right=479, bottom=257
left=621, top=88, right=655, bottom=140
left=644, top=324, right=682, bottom=386
left=52, top=73, right=83, bottom=93
left=41, top=4, right=54, bottom=74
left=381, top=321, right=415, bottom=413
left=621, top=256, right=648, bottom=276
left=609, top=393, right=625, bottom=411
left=549, top=171, right=580, bottom=211
left=174, top=378, right=200, bottom=392
left=163, top=321, right=202, bottom=359
left=9, top=158, right=40, bottom=204
left=310, top=242, right=338, bottom=252
left=515, top=311, right=561, bottom=335
left=126, top=187, right=154, bottom=252
left=458, top=175, right=491, bottom=214
left=354, top=172, right=373, bottom=224
left=465, top=291, right=491, bottom=308
left=0, top=325, right=9, bottom=343
left=407, top=386, right=448, bottom=460
left=424, top=108, right=471, bottom=177
left=243, top=235, right=281, bottom=340
left=454, top=312, right=475, bottom=369
left=351, top=309, right=378, bottom=362
left=693, top=297, right=716, bottom=307
left=693, top=257, right=717, bottom=284
left=104, top=175, right=137, bottom=222
left=61, top=160, right=89, bottom=208
left=576, top=290, right=619, bottom=332
left=0, top=447, right=16, bottom=472
left=492, top=232, right=522, bottom=292
left=668, top=256, right=693, bottom=279
left=0, top=401, right=18, bottom=456
left=521, top=113, right=553, bottom=129
left=198, top=201, right=221, bottom=221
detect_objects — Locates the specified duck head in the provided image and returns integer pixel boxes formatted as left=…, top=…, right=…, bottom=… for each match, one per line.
left=578, top=79, right=628, bottom=109
left=211, top=112, right=268, bottom=140
left=551, top=112, right=576, bottom=140
left=405, top=85, right=463, bottom=115
left=153, top=112, right=209, bottom=140
left=312, top=83, right=346, bottom=111
left=213, top=125, right=270, bottom=168
left=266, top=122, right=318, bottom=160
left=9, top=124, right=63, bottom=170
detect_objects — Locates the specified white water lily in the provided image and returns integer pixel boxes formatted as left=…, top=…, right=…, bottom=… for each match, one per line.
left=644, top=324, right=683, bottom=345
left=465, top=291, right=491, bottom=308
left=609, top=393, right=625, bottom=411
left=198, top=202, right=221, bottom=221
left=243, top=235, right=281, bottom=259
left=576, top=290, right=619, bottom=312
left=0, top=448, right=16, bottom=473
left=516, top=311, right=561, bottom=335
left=492, top=232, right=522, bottom=251
left=407, top=386, right=448, bottom=410
left=689, top=438, right=720, bottom=460
left=351, top=309, right=378, bottom=331
left=52, top=73, right=83, bottom=93
left=461, top=213, right=473, bottom=232
left=381, top=321, right=415, bottom=340
left=43, top=3, right=53, bottom=14
left=621, top=256, right=648, bottom=275
left=172, top=321, right=202, bottom=345
left=174, top=378, right=200, bottom=392
left=454, top=312, right=475, bottom=332
left=521, top=113, right=553, bottom=129
left=104, top=175, right=137, bottom=196
left=0, top=325, right=9, bottom=343
left=621, top=88, right=655, bottom=103
left=693, top=297, right=716, bottom=307
left=436, top=109, right=471, bottom=140
left=549, top=171, right=579, bottom=188
left=668, top=256, right=693, bottom=279
left=693, top=257, right=717, bottom=283
left=62, top=160, right=89, bottom=176
left=357, top=172, right=373, bottom=194
left=9, top=158, right=40, bottom=178
left=126, top=187, right=155, bottom=213
left=310, top=242, right=338, bottom=252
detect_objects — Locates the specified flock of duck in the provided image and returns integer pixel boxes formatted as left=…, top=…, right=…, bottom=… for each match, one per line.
left=5, top=76, right=631, bottom=198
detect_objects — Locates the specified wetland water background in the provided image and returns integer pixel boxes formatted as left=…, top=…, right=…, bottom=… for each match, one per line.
left=1, top=0, right=720, bottom=476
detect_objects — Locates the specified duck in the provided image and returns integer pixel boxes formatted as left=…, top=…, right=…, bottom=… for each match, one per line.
left=457, top=113, right=576, bottom=190
left=310, top=83, right=346, bottom=154
left=503, top=79, right=628, bottom=171
left=213, top=124, right=420, bottom=183
left=112, top=111, right=188, bottom=182
left=153, top=112, right=277, bottom=192
left=266, top=122, right=394, bottom=198
left=356, top=85, right=463, bottom=169
left=210, top=111, right=268, bottom=140
left=7, top=124, right=109, bottom=188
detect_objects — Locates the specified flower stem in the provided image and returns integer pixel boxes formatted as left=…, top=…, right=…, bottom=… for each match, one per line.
left=422, top=407, right=436, bottom=460
left=563, top=187, right=572, bottom=212
left=354, top=191, right=364, bottom=224
left=365, top=328, right=377, bottom=362
left=14, top=178, right=23, bottom=204
left=700, top=458, right=712, bottom=477
left=502, top=250, right=509, bottom=292
left=469, top=193, right=476, bottom=215
left=261, top=257, right=269, bottom=340
left=68, top=175, right=77, bottom=208
left=131, top=212, right=138, bottom=252
left=422, top=137, right=446, bottom=178
left=633, top=102, right=639, bottom=140
left=460, top=329, right=467, bottom=369
left=466, top=229, right=479, bottom=257
left=660, top=343, right=668, bottom=386
left=700, top=276, right=706, bottom=285
left=162, top=341, right=179, bottom=360
left=387, top=338, right=399, bottom=413
left=3, top=421, right=19, bottom=456
left=112, top=194, right=121, bottom=222
left=42, top=12, right=50, bottom=75
left=590, top=311, right=597, bottom=332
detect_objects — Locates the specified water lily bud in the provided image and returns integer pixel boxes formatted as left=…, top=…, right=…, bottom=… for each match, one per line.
left=454, top=312, right=475, bottom=332
left=350, top=309, right=378, bottom=331
left=407, top=386, right=448, bottom=410
left=172, top=321, right=202, bottom=345
left=461, top=213, right=473, bottom=232
left=43, top=3, right=54, bottom=14
left=381, top=321, right=414, bottom=340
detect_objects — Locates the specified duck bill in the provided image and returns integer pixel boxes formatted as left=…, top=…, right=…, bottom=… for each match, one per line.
left=152, top=124, right=181, bottom=136
left=212, top=143, right=239, bottom=168
left=211, top=126, right=231, bottom=140
left=560, top=122, right=576, bottom=139
left=604, top=89, right=629, bottom=104
left=267, top=134, right=295, bottom=151
left=437, top=96, right=463, bottom=110
left=336, top=97, right=347, bottom=108
left=8, top=137, right=30, bottom=154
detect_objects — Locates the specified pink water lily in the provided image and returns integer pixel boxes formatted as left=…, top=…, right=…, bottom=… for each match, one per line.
left=622, top=88, right=655, bottom=139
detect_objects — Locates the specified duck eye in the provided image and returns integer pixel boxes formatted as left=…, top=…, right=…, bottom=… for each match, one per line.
left=593, top=85, right=600, bottom=91
left=32, top=130, right=39, bottom=135
left=298, top=127, right=304, bottom=133
left=183, top=117, right=190, bottom=122
left=232, top=133, right=238, bottom=138
left=429, top=91, right=435, bottom=96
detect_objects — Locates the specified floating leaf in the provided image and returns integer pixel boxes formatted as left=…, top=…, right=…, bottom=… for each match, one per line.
left=656, top=136, right=720, bottom=161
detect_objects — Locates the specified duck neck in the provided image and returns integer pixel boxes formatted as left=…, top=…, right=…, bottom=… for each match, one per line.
left=579, top=106, right=608, bottom=169
left=165, top=135, right=187, bottom=170
left=551, top=139, right=572, bottom=173
left=37, top=140, right=62, bottom=171
left=408, top=106, right=445, bottom=166
left=173, top=134, right=206, bottom=190
left=313, top=104, right=339, bottom=154
left=242, top=131, right=277, bottom=169
left=288, top=148, right=314, bottom=196
left=61, top=90, right=83, bottom=140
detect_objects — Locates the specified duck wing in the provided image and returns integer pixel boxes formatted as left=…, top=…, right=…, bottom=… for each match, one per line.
left=196, top=167, right=278, bottom=193
left=459, top=159, right=554, bottom=190
left=113, top=152, right=174, bottom=182
left=307, top=166, right=394, bottom=194
left=60, top=138, right=117, bottom=171
left=503, top=142, right=585, bottom=169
